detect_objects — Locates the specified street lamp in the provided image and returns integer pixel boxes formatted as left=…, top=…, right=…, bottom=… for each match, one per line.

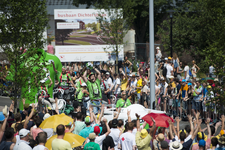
left=167, top=10, right=174, bottom=57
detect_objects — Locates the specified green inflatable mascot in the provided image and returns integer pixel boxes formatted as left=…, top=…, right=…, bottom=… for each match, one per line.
left=9, top=49, right=62, bottom=110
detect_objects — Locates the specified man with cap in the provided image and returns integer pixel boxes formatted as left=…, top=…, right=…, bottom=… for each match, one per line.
left=79, top=116, right=94, bottom=139
left=84, top=133, right=101, bottom=150
left=52, top=124, right=72, bottom=150
left=136, top=113, right=156, bottom=150
left=83, top=66, right=102, bottom=114
left=177, top=79, right=188, bottom=116
left=14, top=128, right=32, bottom=150
left=109, top=119, right=123, bottom=150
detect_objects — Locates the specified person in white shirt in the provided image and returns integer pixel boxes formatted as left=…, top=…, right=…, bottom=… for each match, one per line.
left=166, top=61, right=173, bottom=83
left=128, top=74, right=137, bottom=103
left=33, top=132, right=48, bottom=150
left=109, top=119, right=122, bottom=150
left=106, top=72, right=113, bottom=91
left=183, top=61, right=190, bottom=81
left=111, top=74, right=121, bottom=98
left=118, top=122, right=136, bottom=150
left=13, top=129, right=32, bottom=150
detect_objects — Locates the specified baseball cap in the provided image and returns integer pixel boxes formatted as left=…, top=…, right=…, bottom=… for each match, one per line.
left=156, top=47, right=160, bottom=50
left=106, top=72, right=110, bottom=75
left=188, top=83, right=192, bottom=86
left=89, top=133, right=96, bottom=140
left=81, top=83, right=87, bottom=87
left=182, top=79, right=186, bottom=82
left=19, top=129, right=30, bottom=138
left=199, top=139, right=206, bottom=147
left=207, top=85, right=212, bottom=89
left=85, top=116, right=91, bottom=123
left=94, top=126, right=100, bottom=134
left=161, top=141, right=169, bottom=149
left=168, top=57, right=172, bottom=60
left=112, top=119, right=118, bottom=127
left=165, top=58, right=168, bottom=61
left=140, top=129, right=148, bottom=138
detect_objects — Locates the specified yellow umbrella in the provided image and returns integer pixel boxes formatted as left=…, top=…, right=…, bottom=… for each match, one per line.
left=45, top=132, right=85, bottom=150
left=40, top=113, right=73, bottom=129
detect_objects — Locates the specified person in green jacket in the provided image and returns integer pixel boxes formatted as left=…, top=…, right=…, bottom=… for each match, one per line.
left=116, top=91, right=131, bottom=109
left=83, top=66, right=102, bottom=114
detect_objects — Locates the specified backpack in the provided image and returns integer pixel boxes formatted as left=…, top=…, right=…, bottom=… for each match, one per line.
left=162, top=65, right=167, bottom=77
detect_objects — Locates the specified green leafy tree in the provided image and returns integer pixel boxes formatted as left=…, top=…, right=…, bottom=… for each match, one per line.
left=0, top=0, right=49, bottom=110
left=95, top=9, right=127, bottom=73
left=158, top=0, right=225, bottom=113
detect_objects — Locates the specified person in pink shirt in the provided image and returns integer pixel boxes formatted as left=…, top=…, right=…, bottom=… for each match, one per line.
left=47, top=42, right=54, bottom=54
left=31, top=118, right=43, bottom=140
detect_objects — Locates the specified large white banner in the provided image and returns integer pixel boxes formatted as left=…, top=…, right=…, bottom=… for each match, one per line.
left=54, top=9, right=124, bottom=62
left=55, top=45, right=124, bottom=62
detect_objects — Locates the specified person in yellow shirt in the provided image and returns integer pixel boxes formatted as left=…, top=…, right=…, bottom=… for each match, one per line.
left=136, top=74, right=142, bottom=104
left=119, top=68, right=128, bottom=91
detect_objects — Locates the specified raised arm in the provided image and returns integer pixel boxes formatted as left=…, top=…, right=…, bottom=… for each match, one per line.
left=206, top=118, right=211, bottom=140
left=113, top=107, right=121, bottom=119
left=175, top=117, right=181, bottom=138
left=127, top=110, right=131, bottom=122
left=168, top=119, right=175, bottom=139
left=83, top=70, right=88, bottom=83
left=97, top=104, right=105, bottom=125
left=150, top=117, right=156, bottom=136
left=103, top=118, right=111, bottom=136
left=24, top=104, right=35, bottom=129
left=136, top=113, right=141, bottom=132
left=187, top=115, right=194, bottom=136
left=55, top=98, right=59, bottom=115
left=93, top=66, right=101, bottom=81
left=221, top=115, right=225, bottom=131
left=0, top=114, right=8, bottom=142
left=192, top=119, right=202, bottom=140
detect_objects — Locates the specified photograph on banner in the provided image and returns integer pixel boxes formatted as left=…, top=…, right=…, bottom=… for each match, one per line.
left=54, top=9, right=116, bottom=46
left=55, top=45, right=124, bottom=62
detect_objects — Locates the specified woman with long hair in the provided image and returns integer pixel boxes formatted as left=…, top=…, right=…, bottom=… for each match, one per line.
left=191, top=60, right=200, bottom=80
